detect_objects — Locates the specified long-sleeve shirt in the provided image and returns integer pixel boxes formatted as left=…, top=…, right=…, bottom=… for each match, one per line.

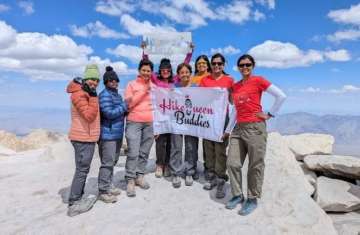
left=124, top=76, right=153, bottom=123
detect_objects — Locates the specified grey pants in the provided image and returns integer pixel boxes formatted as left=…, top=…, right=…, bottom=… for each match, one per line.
left=69, top=141, right=96, bottom=204
left=125, top=121, right=154, bottom=179
left=169, top=134, right=184, bottom=176
left=203, top=138, right=228, bottom=180
left=98, top=139, right=122, bottom=193
left=227, top=122, right=267, bottom=199
left=184, top=136, right=198, bottom=176
left=155, top=133, right=171, bottom=166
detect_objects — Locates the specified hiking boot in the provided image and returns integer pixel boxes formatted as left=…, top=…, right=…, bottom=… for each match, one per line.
left=155, top=165, right=163, bottom=178
left=109, top=186, right=121, bottom=196
left=216, top=178, right=226, bottom=199
left=98, top=193, right=117, bottom=203
left=67, top=196, right=97, bottom=217
left=135, top=175, right=150, bottom=189
left=225, top=195, right=244, bottom=210
left=185, top=175, right=193, bottom=186
left=172, top=176, right=181, bottom=188
left=238, top=198, right=258, bottom=216
left=163, top=166, right=171, bottom=177
left=203, top=177, right=217, bottom=190
left=126, top=179, right=136, bottom=197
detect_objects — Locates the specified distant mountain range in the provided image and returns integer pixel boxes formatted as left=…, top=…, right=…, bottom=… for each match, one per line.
left=0, top=107, right=359, bottom=156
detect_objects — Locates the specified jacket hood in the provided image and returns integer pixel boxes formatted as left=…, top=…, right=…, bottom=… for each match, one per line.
left=66, top=81, right=82, bottom=94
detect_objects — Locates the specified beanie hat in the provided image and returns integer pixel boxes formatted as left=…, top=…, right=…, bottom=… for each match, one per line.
left=83, top=64, right=100, bottom=81
left=159, top=58, right=172, bottom=70
left=103, top=66, right=119, bottom=85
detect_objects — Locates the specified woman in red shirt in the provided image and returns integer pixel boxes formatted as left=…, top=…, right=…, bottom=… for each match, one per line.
left=200, top=53, right=234, bottom=199
left=224, top=54, right=286, bottom=215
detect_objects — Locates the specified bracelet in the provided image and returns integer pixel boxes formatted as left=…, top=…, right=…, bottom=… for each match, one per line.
left=267, top=112, right=275, bottom=118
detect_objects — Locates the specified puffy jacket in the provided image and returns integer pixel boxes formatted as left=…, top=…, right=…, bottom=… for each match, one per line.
left=66, top=81, right=100, bottom=142
left=99, top=88, right=127, bottom=140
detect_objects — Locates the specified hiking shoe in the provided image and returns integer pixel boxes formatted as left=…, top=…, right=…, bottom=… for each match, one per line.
left=185, top=175, right=193, bottom=186
left=192, top=171, right=200, bottom=181
left=155, top=165, right=163, bottom=178
left=126, top=179, right=136, bottom=197
left=98, top=193, right=117, bottom=203
left=172, top=176, right=181, bottom=188
left=163, top=166, right=171, bottom=177
left=67, top=196, right=97, bottom=217
left=109, top=186, right=121, bottom=196
left=135, top=175, right=150, bottom=189
left=215, top=178, right=226, bottom=199
left=225, top=195, right=244, bottom=210
left=238, top=198, right=258, bottom=216
left=203, top=177, right=217, bottom=190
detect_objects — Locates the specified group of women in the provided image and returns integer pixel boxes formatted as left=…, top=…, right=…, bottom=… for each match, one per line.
left=66, top=43, right=286, bottom=217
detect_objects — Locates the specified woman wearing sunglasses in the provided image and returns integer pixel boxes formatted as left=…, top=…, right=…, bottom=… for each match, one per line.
left=199, top=53, right=234, bottom=199
left=224, top=54, right=286, bottom=216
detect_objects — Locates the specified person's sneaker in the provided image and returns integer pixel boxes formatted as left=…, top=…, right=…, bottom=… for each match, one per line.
left=126, top=179, right=136, bottom=197
left=172, top=176, right=181, bottom=188
left=155, top=165, right=163, bottom=178
left=185, top=175, right=193, bottom=186
left=135, top=175, right=150, bottom=189
left=98, top=193, right=117, bottom=203
left=203, top=177, right=217, bottom=190
left=225, top=195, right=244, bottom=210
left=67, top=196, right=97, bottom=217
left=215, top=178, right=226, bottom=199
left=109, top=186, right=121, bottom=196
left=238, top=198, right=258, bottom=216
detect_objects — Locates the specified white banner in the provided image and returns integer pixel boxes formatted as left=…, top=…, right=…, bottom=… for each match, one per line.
left=143, top=32, right=192, bottom=66
left=151, top=86, right=229, bottom=142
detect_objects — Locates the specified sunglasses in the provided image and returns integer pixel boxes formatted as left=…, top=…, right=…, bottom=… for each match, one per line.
left=211, top=62, right=224, bottom=66
left=197, top=61, right=207, bottom=65
left=238, top=63, right=253, bottom=68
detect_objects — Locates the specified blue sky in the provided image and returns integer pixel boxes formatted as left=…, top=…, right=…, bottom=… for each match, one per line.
left=0, top=0, right=359, bottom=115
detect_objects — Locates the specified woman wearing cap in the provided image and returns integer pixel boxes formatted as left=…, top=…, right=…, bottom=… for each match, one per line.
left=66, top=64, right=101, bottom=217
left=141, top=42, right=194, bottom=183
left=199, top=53, right=234, bottom=199
left=224, top=54, right=286, bottom=216
left=124, top=59, right=155, bottom=197
left=97, top=66, right=127, bottom=203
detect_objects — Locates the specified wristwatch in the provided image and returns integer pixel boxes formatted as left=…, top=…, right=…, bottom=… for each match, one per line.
left=267, top=112, right=275, bottom=118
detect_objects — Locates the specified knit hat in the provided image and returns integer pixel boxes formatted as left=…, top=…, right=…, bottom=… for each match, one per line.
left=83, top=64, right=100, bottom=81
left=159, top=58, right=172, bottom=70
left=103, top=66, right=119, bottom=84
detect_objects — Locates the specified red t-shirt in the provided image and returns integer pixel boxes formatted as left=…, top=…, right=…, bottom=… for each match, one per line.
left=232, top=76, right=271, bottom=123
left=199, top=74, right=234, bottom=89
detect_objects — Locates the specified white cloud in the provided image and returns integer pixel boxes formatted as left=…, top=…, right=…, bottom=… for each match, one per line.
left=0, top=4, right=10, bottom=12
left=300, top=87, right=321, bottom=93
left=106, top=44, right=142, bottom=62
left=210, top=45, right=241, bottom=55
left=248, top=40, right=351, bottom=68
left=327, top=29, right=360, bottom=42
left=331, top=68, right=341, bottom=73
left=328, top=3, right=360, bottom=26
left=329, top=85, right=360, bottom=94
left=254, top=10, right=266, bottom=21
left=0, top=21, right=135, bottom=81
left=248, top=40, right=324, bottom=68
left=217, top=1, right=252, bottom=24
left=255, top=0, right=275, bottom=9
left=18, top=1, right=34, bottom=15
left=95, top=0, right=135, bottom=16
left=120, top=14, right=177, bottom=36
left=324, top=49, right=351, bottom=61
left=0, top=21, right=17, bottom=49
left=70, top=21, right=128, bottom=39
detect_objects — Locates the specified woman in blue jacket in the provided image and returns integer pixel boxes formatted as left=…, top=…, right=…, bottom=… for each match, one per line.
left=98, top=66, right=128, bottom=203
